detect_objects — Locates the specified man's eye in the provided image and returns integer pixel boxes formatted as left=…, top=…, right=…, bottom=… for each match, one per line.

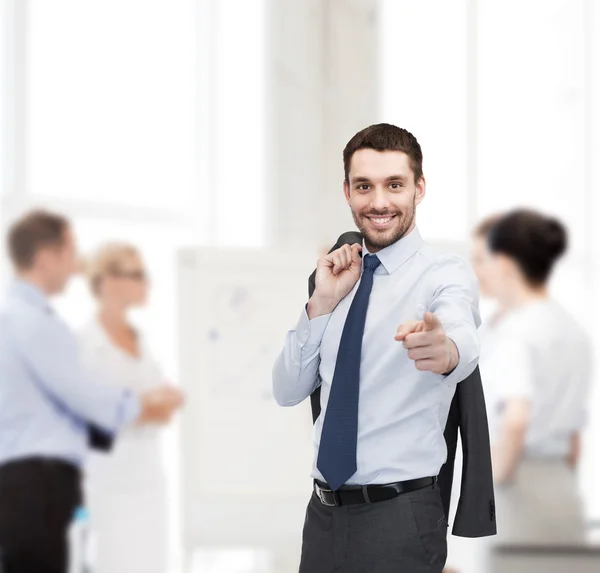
left=390, top=183, right=403, bottom=189
left=357, top=185, right=370, bottom=191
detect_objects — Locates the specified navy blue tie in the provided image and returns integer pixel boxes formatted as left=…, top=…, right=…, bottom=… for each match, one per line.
left=317, top=254, right=381, bottom=491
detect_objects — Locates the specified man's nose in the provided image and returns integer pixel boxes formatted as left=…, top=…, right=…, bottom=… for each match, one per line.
left=371, top=187, right=391, bottom=211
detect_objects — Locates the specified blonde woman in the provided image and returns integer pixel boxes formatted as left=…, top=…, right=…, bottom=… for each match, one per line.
left=79, top=242, right=182, bottom=573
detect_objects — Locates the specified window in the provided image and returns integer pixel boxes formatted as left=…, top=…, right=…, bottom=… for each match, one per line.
left=0, top=0, right=6, bottom=199
left=476, top=0, right=587, bottom=253
left=26, top=0, right=198, bottom=213
left=211, top=0, right=267, bottom=247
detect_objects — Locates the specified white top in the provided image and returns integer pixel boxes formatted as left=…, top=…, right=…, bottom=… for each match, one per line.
left=480, top=299, right=592, bottom=457
left=78, top=320, right=166, bottom=491
left=273, top=227, right=481, bottom=485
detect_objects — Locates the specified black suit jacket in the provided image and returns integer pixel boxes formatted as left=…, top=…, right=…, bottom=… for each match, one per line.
left=308, top=231, right=496, bottom=538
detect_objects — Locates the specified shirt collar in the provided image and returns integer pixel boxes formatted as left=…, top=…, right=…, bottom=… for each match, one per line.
left=9, top=279, right=53, bottom=313
left=363, top=227, right=424, bottom=275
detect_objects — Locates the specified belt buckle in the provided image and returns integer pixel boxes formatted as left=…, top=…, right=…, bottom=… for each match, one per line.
left=315, top=483, right=340, bottom=507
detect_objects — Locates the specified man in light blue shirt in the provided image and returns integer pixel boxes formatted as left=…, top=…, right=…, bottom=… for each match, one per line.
left=273, top=124, right=480, bottom=573
left=0, top=210, right=183, bottom=573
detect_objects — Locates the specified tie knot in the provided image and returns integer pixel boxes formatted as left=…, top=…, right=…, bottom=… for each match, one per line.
left=363, top=254, right=381, bottom=271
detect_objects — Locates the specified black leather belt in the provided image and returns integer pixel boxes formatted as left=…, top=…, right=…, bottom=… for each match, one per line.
left=314, top=476, right=436, bottom=507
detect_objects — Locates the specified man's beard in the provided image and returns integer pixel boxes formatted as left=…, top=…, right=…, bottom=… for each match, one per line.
left=351, top=198, right=416, bottom=252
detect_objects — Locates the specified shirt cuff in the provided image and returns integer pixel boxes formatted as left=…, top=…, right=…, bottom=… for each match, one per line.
left=439, top=326, right=479, bottom=387
left=296, top=307, right=332, bottom=347
left=114, top=389, right=141, bottom=431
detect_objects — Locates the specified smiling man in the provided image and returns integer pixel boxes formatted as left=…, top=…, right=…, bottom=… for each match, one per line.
left=273, top=124, right=481, bottom=573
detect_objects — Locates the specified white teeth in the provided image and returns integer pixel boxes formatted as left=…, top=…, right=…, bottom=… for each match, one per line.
left=372, top=217, right=391, bottom=224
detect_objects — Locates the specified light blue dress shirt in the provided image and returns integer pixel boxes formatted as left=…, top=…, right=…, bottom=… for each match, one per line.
left=273, top=228, right=481, bottom=485
left=0, top=280, right=140, bottom=467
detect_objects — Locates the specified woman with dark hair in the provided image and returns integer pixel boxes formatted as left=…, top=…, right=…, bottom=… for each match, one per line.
left=484, top=210, right=591, bottom=561
left=483, top=210, right=590, bottom=485
left=446, top=210, right=592, bottom=573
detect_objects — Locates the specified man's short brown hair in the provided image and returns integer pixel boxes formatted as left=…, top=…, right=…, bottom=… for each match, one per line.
left=343, top=123, right=424, bottom=183
left=7, top=210, right=70, bottom=270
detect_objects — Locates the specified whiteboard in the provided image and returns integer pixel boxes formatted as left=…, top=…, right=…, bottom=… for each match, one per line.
left=177, top=247, right=317, bottom=549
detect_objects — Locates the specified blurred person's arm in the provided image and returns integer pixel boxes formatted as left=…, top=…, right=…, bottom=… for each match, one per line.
left=567, top=431, right=581, bottom=469
left=492, top=398, right=531, bottom=483
left=16, top=314, right=180, bottom=432
left=566, top=337, right=593, bottom=469
left=136, top=354, right=185, bottom=426
left=488, top=334, right=535, bottom=484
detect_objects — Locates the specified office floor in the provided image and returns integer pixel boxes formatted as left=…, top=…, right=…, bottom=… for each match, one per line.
left=178, top=523, right=600, bottom=573
left=191, top=547, right=299, bottom=573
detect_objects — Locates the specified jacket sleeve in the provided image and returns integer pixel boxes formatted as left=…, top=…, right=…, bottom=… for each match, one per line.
left=450, top=366, right=497, bottom=537
left=438, top=392, right=460, bottom=522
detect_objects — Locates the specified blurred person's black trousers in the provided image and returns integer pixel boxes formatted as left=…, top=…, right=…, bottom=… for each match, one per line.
left=0, top=458, right=81, bottom=573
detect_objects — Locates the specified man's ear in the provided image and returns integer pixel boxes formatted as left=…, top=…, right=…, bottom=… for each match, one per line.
left=415, top=176, right=426, bottom=206
left=343, top=180, right=351, bottom=205
left=33, top=248, right=48, bottom=272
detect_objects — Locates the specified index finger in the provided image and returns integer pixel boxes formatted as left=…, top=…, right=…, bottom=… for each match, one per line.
left=402, top=331, right=432, bottom=349
left=394, top=320, right=422, bottom=341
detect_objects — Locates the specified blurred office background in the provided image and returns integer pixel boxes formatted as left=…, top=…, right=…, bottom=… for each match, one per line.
left=1, top=1, right=600, bottom=572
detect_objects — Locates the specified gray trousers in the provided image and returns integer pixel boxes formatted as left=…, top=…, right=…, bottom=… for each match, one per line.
left=299, top=483, right=447, bottom=573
